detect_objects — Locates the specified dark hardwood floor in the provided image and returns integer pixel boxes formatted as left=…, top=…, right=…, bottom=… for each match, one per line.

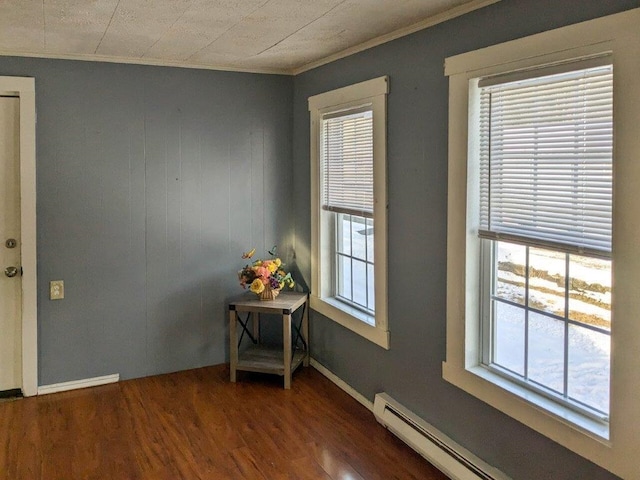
left=0, top=365, right=448, bottom=479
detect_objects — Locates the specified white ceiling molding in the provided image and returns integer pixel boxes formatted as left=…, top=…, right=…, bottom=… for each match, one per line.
left=292, top=0, right=500, bottom=75
left=0, top=50, right=289, bottom=75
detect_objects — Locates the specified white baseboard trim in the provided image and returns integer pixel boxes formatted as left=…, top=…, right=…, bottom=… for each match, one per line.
left=37, top=374, right=120, bottom=395
left=310, top=358, right=373, bottom=411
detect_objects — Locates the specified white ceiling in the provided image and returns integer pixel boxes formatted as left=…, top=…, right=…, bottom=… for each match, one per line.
left=0, top=0, right=497, bottom=74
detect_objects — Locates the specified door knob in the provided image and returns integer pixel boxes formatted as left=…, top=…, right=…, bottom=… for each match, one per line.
left=4, top=266, right=18, bottom=278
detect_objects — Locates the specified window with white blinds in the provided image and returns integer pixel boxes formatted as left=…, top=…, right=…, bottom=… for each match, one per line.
left=309, top=75, right=389, bottom=349
left=478, top=58, right=613, bottom=257
left=321, top=108, right=374, bottom=218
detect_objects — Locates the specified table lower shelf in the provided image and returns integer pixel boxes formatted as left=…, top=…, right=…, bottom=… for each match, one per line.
left=236, top=345, right=306, bottom=376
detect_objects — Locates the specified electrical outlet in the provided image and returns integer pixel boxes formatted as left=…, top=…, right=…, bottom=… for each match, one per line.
left=50, top=280, right=64, bottom=300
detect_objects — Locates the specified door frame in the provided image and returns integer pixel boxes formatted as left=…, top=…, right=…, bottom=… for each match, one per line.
left=0, top=77, right=37, bottom=396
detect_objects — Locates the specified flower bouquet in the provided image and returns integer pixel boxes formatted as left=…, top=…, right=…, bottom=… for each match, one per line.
left=238, top=247, right=295, bottom=300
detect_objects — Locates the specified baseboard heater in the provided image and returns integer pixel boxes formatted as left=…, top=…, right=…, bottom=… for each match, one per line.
left=373, top=393, right=510, bottom=480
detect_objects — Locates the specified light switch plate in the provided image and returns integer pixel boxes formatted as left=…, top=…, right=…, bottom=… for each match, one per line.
left=50, top=280, right=64, bottom=300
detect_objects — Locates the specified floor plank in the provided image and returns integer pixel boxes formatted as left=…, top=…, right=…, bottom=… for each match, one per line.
left=0, top=365, right=448, bottom=480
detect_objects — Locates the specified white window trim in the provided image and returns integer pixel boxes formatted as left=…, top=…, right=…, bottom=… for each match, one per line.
left=443, top=8, right=640, bottom=479
left=309, top=76, right=389, bottom=349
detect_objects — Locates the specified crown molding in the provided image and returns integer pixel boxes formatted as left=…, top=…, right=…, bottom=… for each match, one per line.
left=0, top=51, right=290, bottom=76
left=291, top=0, right=501, bottom=75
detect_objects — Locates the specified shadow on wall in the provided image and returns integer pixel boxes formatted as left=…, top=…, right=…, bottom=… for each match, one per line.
left=288, top=258, right=310, bottom=294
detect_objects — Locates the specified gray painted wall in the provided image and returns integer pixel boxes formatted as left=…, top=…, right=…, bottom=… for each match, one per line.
left=0, top=0, right=637, bottom=478
left=292, top=1, right=639, bottom=479
left=0, top=57, right=293, bottom=385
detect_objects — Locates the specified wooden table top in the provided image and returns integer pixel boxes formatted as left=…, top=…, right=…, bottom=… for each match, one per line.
left=229, top=291, right=308, bottom=314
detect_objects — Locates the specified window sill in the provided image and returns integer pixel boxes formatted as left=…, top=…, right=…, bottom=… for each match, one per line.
left=442, top=361, right=610, bottom=444
left=310, top=295, right=390, bottom=349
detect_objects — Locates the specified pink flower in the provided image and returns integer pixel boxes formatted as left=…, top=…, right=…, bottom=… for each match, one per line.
left=255, top=266, right=270, bottom=280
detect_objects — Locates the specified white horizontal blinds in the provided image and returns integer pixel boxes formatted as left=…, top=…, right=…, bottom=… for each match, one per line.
left=321, top=107, right=374, bottom=218
left=478, top=60, right=613, bottom=257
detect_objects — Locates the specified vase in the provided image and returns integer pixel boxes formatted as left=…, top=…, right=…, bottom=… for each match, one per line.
left=259, top=285, right=280, bottom=300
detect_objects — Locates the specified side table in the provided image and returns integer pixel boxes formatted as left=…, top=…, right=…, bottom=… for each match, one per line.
left=229, top=292, right=309, bottom=389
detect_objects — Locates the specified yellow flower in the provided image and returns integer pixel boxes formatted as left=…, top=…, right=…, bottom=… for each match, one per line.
left=266, top=261, right=277, bottom=273
left=250, top=278, right=265, bottom=294
left=274, top=258, right=282, bottom=267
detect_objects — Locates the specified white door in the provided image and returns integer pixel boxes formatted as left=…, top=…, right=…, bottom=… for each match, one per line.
left=0, top=96, right=22, bottom=393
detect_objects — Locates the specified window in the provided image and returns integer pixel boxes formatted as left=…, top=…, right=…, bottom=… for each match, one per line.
left=323, top=109, right=376, bottom=316
left=309, top=76, right=389, bottom=349
left=485, top=242, right=611, bottom=418
left=443, top=8, right=640, bottom=479
left=336, top=212, right=375, bottom=315
left=479, top=62, right=613, bottom=422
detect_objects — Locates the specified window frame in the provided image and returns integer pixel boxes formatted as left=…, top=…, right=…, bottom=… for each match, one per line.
left=443, top=8, right=640, bottom=479
left=309, top=76, right=389, bottom=349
